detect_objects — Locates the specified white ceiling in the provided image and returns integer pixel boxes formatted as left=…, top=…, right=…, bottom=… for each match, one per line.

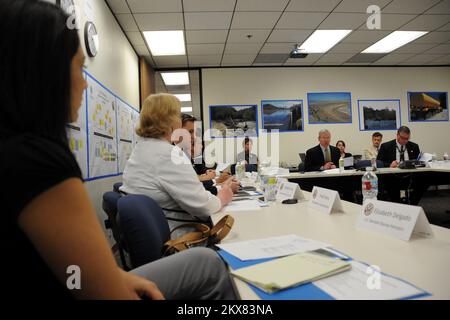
left=106, top=0, right=450, bottom=68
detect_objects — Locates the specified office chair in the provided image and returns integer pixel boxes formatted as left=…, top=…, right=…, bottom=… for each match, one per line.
left=230, top=163, right=258, bottom=175
left=102, top=191, right=129, bottom=270
left=113, top=182, right=123, bottom=193
left=117, top=195, right=171, bottom=269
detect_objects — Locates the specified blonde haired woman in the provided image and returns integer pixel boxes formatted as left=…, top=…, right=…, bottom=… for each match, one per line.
left=120, top=94, right=233, bottom=236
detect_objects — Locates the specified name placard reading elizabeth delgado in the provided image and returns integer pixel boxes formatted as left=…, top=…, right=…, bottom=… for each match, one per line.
left=357, top=200, right=433, bottom=241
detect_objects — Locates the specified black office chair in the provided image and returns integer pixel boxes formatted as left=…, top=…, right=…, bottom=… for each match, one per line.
left=113, top=182, right=123, bottom=193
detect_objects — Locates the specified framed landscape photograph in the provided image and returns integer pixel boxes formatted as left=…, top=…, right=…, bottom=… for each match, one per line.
left=307, top=92, right=352, bottom=124
left=358, top=100, right=401, bottom=131
left=209, top=104, right=258, bottom=138
left=261, top=100, right=303, bottom=132
left=408, top=92, right=448, bottom=122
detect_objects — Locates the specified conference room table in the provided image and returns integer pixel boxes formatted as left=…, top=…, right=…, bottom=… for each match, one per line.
left=213, top=190, right=450, bottom=300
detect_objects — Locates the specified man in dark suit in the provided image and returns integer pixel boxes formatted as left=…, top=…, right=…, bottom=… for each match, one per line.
left=377, top=126, right=421, bottom=168
left=377, top=126, right=425, bottom=205
left=304, top=129, right=341, bottom=172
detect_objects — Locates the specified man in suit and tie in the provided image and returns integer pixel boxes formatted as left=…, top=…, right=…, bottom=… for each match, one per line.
left=304, top=129, right=341, bottom=172
left=377, top=126, right=421, bottom=168
left=377, top=126, right=425, bottom=205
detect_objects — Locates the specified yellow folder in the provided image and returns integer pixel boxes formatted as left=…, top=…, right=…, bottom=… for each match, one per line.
left=231, top=252, right=351, bottom=293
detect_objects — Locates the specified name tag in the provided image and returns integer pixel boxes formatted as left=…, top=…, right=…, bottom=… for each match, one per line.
left=357, top=200, right=433, bottom=241
left=276, top=182, right=305, bottom=202
left=308, top=186, right=343, bottom=215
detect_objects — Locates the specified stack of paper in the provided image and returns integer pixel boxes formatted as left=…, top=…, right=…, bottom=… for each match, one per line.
left=231, top=252, right=351, bottom=293
left=224, top=199, right=261, bottom=211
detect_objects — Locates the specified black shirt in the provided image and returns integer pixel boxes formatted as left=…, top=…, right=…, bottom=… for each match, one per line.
left=1, top=134, right=82, bottom=300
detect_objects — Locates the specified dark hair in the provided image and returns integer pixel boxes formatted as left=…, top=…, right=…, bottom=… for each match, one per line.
left=336, top=140, right=346, bottom=148
left=181, top=113, right=197, bottom=126
left=0, top=0, right=80, bottom=144
left=372, top=132, right=383, bottom=138
left=243, top=137, right=253, bottom=146
left=397, top=126, right=411, bottom=135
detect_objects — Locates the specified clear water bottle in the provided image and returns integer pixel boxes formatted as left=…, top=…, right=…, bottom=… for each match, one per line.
left=235, top=161, right=246, bottom=181
left=362, top=167, right=378, bottom=203
left=339, top=156, right=345, bottom=173
left=264, top=176, right=277, bottom=202
left=443, top=152, right=449, bottom=162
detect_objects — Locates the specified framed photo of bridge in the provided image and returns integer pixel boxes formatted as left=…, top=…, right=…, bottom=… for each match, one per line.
left=209, top=104, right=258, bottom=138
left=307, top=92, right=352, bottom=124
left=408, top=92, right=448, bottom=122
left=261, top=100, right=304, bottom=132
left=358, top=99, right=401, bottom=131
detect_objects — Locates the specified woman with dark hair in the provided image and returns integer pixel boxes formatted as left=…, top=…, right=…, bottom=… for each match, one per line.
left=336, top=140, right=352, bottom=158
left=0, top=0, right=235, bottom=300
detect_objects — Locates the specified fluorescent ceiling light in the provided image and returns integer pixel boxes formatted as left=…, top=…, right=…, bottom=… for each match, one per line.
left=174, top=94, right=191, bottom=102
left=143, top=30, right=185, bottom=56
left=161, top=72, right=189, bottom=86
left=299, top=30, right=352, bottom=53
left=181, top=107, right=193, bottom=113
left=362, top=31, right=428, bottom=54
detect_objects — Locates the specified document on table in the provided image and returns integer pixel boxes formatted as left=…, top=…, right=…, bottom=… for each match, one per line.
left=216, top=234, right=330, bottom=261
left=231, top=252, right=351, bottom=293
left=323, top=168, right=341, bottom=174
left=224, top=199, right=261, bottom=212
left=344, top=156, right=354, bottom=167
left=314, top=261, right=427, bottom=300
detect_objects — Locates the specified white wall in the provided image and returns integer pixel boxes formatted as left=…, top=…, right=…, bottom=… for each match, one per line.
left=70, top=0, right=139, bottom=241
left=202, top=67, right=450, bottom=167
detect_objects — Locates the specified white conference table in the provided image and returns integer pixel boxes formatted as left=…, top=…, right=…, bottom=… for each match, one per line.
left=213, top=191, right=450, bottom=300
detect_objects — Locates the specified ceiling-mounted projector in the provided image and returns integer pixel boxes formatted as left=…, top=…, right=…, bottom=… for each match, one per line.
left=290, top=45, right=308, bottom=59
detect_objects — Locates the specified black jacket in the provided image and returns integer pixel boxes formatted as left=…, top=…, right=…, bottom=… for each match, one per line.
left=304, top=144, right=341, bottom=172
left=377, top=139, right=421, bottom=167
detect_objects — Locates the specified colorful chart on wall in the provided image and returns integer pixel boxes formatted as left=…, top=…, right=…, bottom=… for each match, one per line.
left=358, top=100, right=401, bottom=131
left=307, top=92, right=352, bottom=124
left=67, top=74, right=88, bottom=179
left=261, top=100, right=304, bottom=132
left=87, top=74, right=118, bottom=178
left=117, top=98, right=136, bottom=173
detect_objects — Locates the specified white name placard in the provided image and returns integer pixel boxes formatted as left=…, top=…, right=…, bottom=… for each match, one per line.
left=357, top=200, right=433, bottom=241
left=276, top=182, right=305, bottom=202
left=308, top=186, right=344, bottom=215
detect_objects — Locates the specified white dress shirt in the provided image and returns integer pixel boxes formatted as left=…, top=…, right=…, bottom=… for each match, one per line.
left=120, top=137, right=221, bottom=237
left=363, top=145, right=379, bottom=160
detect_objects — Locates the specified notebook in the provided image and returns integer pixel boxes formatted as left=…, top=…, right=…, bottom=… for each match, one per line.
left=230, top=251, right=351, bottom=293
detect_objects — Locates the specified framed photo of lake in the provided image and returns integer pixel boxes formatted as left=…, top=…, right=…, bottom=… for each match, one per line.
left=209, top=104, right=258, bottom=138
left=358, top=99, right=401, bottom=131
left=261, top=100, right=304, bottom=132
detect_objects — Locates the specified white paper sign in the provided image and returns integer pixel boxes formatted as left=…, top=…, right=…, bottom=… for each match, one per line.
left=276, top=181, right=305, bottom=202
left=344, top=156, right=354, bottom=167
left=357, top=200, right=433, bottom=241
left=308, top=186, right=344, bottom=215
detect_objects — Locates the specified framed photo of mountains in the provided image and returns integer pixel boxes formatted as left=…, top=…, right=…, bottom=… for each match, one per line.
left=261, top=100, right=304, bottom=132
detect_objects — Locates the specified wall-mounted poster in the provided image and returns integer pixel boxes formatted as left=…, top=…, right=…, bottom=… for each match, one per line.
left=261, top=100, right=303, bottom=132
left=307, top=92, right=352, bottom=124
left=209, top=104, right=258, bottom=138
left=408, top=92, right=448, bottom=122
left=358, top=100, right=401, bottom=131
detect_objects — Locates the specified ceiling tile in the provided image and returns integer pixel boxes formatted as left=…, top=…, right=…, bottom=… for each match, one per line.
left=224, top=43, right=264, bottom=54
left=106, top=0, right=130, bottom=14
left=400, top=54, right=445, bottom=64
left=341, top=30, right=391, bottom=43
left=134, top=45, right=150, bottom=56
left=188, top=55, right=222, bottom=66
left=399, top=15, right=450, bottom=31
left=276, top=12, right=328, bottom=29
left=358, top=14, right=417, bottom=30
left=254, top=53, right=290, bottom=63
left=231, top=12, right=281, bottom=29
left=222, top=54, right=257, bottom=64
left=327, top=43, right=371, bottom=53
left=425, top=0, right=450, bottom=14
left=425, top=54, right=450, bottom=64
left=424, top=43, right=450, bottom=54
left=413, top=31, right=450, bottom=43
left=116, top=14, right=139, bottom=31
left=438, top=22, right=450, bottom=31
left=127, top=0, right=182, bottom=13
left=227, top=29, right=271, bottom=43
left=185, top=12, right=233, bottom=30
left=394, top=43, right=439, bottom=53
left=153, top=55, right=188, bottom=67
left=383, top=0, right=441, bottom=14
left=284, top=53, right=323, bottom=64
left=186, top=30, right=229, bottom=44
left=286, top=0, right=341, bottom=12
left=318, top=13, right=367, bottom=29
left=236, top=0, right=289, bottom=11
left=334, top=0, right=391, bottom=13
left=316, top=53, right=356, bottom=63
left=126, top=31, right=145, bottom=46
left=260, top=43, right=296, bottom=54
left=134, top=13, right=184, bottom=30
left=184, top=0, right=236, bottom=12
left=372, top=53, right=416, bottom=64
left=267, top=29, right=313, bottom=43
left=187, top=44, right=225, bottom=55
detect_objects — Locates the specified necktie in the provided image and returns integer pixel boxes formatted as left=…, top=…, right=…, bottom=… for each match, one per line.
left=400, top=146, right=405, bottom=162
left=325, top=148, right=331, bottom=163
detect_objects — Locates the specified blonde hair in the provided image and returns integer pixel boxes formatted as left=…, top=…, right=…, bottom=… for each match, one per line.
left=136, top=93, right=181, bottom=138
